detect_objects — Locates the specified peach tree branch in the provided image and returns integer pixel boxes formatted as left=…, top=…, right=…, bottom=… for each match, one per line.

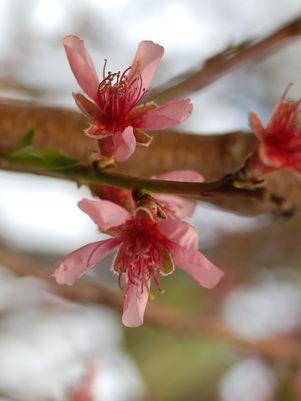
left=0, top=99, right=299, bottom=215
left=151, top=16, right=301, bottom=102
left=0, top=241, right=300, bottom=362
left=0, top=155, right=262, bottom=200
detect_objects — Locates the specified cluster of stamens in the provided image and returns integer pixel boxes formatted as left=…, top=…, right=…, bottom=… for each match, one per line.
left=113, top=210, right=172, bottom=293
left=97, top=59, right=147, bottom=131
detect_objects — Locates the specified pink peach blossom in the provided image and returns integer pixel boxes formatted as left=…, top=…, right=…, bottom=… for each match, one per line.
left=64, top=36, right=193, bottom=162
left=54, top=199, right=223, bottom=328
left=248, top=85, right=301, bottom=178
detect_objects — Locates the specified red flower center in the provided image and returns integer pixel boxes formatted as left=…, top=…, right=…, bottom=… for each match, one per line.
left=97, top=60, right=147, bottom=132
left=113, top=211, right=173, bottom=292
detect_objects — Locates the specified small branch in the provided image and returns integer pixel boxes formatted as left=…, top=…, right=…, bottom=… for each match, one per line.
left=0, top=157, right=262, bottom=200
left=152, top=16, right=301, bottom=102
left=0, top=242, right=300, bottom=362
left=133, top=173, right=262, bottom=199
left=0, top=99, right=300, bottom=215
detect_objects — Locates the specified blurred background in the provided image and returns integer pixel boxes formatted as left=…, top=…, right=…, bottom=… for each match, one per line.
left=0, top=0, right=301, bottom=400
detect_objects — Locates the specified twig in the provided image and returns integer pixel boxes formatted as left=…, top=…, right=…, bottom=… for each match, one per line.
left=0, top=242, right=300, bottom=362
left=152, top=16, right=301, bottom=102
left=0, top=99, right=300, bottom=215
left=0, top=157, right=262, bottom=200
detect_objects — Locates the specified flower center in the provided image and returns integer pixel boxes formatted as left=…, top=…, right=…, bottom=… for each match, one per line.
left=113, top=212, right=172, bottom=292
left=97, top=60, right=146, bottom=131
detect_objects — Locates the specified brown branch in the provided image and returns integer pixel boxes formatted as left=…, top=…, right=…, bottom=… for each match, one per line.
left=151, top=16, right=301, bottom=102
left=0, top=157, right=262, bottom=200
left=0, top=98, right=300, bottom=215
left=0, top=241, right=300, bottom=362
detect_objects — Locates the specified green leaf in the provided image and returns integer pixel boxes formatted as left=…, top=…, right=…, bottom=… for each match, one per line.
left=16, top=128, right=35, bottom=149
left=36, top=149, right=79, bottom=170
left=5, top=146, right=78, bottom=170
left=1, top=128, right=79, bottom=170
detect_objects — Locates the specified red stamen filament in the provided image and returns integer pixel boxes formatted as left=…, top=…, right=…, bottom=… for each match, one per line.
left=97, top=60, right=147, bottom=132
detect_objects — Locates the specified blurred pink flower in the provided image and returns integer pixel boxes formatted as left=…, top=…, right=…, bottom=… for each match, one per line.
left=91, top=169, right=204, bottom=217
left=248, top=85, right=301, bottom=178
left=69, top=363, right=99, bottom=401
left=53, top=199, right=223, bottom=327
left=64, top=35, right=193, bottom=162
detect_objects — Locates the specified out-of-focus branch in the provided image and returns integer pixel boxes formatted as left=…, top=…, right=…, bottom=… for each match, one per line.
left=0, top=392, right=20, bottom=401
left=151, top=16, right=301, bottom=102
left=0, top=98, right=300, bottom=215
left=0, top=242, right=300, bottom=362
left=0, top=77, right=58, bottom=98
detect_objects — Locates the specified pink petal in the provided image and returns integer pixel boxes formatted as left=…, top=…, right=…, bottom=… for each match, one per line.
left=157, top=219, right=199, bottom=250
left=53, top=238, right=121, bottom=285
left=64, top=35, right=99, bottom=103
left=249, top=111, right=266, bottom=139
left=154, top=193, right=197, bottom=219
left=269, top=83, right=293, bottom=132
left=122, top=281, right=149, bottom=327
left=138, top=99, right=193, bottom=130
left=152, top=170, right=204, bottom=218
left=73, top=93, right=100, bottom=120
left=127, top=40, right=164, bottom=91
left=174, top=246, right=224, bottom=289
left=78, top=198, right=130, bottom=232
left=113, top=127, right=136, bottom=162
left=154, top=170, right=204, bottom=183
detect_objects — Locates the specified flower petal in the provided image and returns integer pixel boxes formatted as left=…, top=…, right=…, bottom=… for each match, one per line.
left=249, top=111, right=265, bottom=139
left=122, top=281, right=149, bottom=327
left=154, top=193, right=197, bottom=219
left=138, top=99, right=193, bottom=130
left=128, top=40, right=164, bottom=91
left=64, top=35, right=99, bottom=102
left=78, top=198, right=130, bottom=231
left=152, top=170, right=204, bottom=218
left=174, top=246, right=224, bottom=289
left=269, top=83, right=293, bottom=133
left=160, top=247, right=175, bottom=276
left=73, top=93, right=100, bottom=120
left=154, top=170, right=204, bottom=183
left=157, top=219, right=199, bottom=250
left=113, top=127, right=137, bottom=162
left=53, top=238, right=120, bottom=285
